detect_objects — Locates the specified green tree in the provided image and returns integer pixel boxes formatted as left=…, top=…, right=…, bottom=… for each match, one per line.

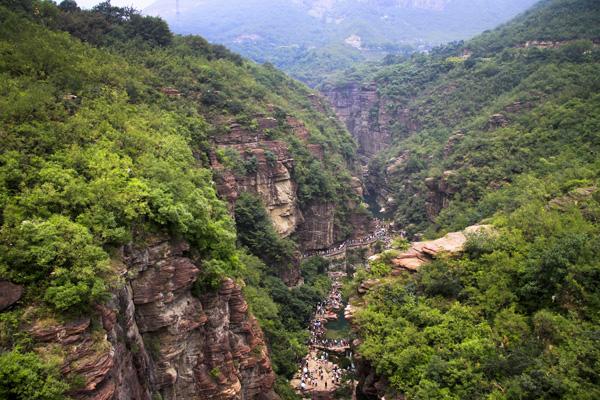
left=126, top=14, right=172, bottom=46
left=0, top=350, right=69, bottom=400
left=234, top=193, right=296, bottom=272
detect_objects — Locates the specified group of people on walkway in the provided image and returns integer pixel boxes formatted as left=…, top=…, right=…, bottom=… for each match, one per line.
left=302, top=219, right=392, bottom=259
left=313, top=338, right=349, bottom=350
left=309, top=284, right=342, bottom=345
left=294, top=271, right=352, bottom=395
left=298, top=351, right=333, bottom=391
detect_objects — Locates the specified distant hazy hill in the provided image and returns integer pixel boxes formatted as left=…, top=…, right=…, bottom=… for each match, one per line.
left=144, top=0, right=539, bottom=85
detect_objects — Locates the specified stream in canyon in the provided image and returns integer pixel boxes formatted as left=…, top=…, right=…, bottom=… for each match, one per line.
left=292, top=268, right=356, bottom=400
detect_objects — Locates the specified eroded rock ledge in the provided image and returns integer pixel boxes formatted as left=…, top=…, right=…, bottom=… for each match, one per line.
left=389, top=224, right=492, bottom=273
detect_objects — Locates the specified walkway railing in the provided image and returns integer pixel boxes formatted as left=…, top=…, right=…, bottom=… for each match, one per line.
left=301, top=232, right=391, bottom=260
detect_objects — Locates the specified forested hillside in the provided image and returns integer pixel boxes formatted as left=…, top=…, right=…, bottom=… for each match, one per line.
left=330, top=0, right=600, bottom=398
left=3, top=0, right=600, bottom=399
left=0, top=1, right=361, bottom=398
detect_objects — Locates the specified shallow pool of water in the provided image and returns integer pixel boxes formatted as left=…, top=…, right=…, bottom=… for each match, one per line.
left=325, top=308, right=350, bottom=339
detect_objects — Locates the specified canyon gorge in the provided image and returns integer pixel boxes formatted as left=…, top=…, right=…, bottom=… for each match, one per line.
left=1, top=1, right=600, bottom=400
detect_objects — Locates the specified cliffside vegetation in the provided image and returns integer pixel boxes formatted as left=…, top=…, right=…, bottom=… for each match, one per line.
left=234, top=193, right=332, bottom=390
left=0, top=1, right=356, bottom=398
left=337, top=0, right=600, bottom=398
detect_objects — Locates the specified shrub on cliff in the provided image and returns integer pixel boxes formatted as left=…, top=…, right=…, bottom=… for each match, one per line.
left=234, top=193, right=296, bottom=272
left=0, top=216, right=109, bottom=312
left=0, top=349, right=68, bottom=400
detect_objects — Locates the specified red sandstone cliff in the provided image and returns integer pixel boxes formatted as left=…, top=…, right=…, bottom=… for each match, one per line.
left=322, top=82, right=400, bottom=160
left=28, top=238, right=279, bottom=400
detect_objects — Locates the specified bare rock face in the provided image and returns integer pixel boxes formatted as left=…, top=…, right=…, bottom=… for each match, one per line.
left=424, top=170, right=458, bottom=221
left=322, top=82, right=393, bottom=159
left=28, top=238, right=279, bottom=400
left=0, top=280, right=23, bottom=311
left=487, top=113, right=509, bottom=129
left=211, top=136, right=304, bottom=286
left=390, top=225, right=493, bottom=273
left=210, top=110, right=372, bottom=269
left=124, top=239, right=279, bottom=400
left=212, top=120, right=302, bottom=239
left=385, top=152, right=410, bottom=175
left=296, top=201, right=335, bottom=251
left=443, top=132, right=465, bottom=158
left=210, top=114, right=358, bottom=256
left=548, top=186, right=598, bottom=211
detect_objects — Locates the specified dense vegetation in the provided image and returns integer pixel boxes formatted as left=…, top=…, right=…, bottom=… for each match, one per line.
left=234, top=193, right=296, bottom=272
left=338, top=0, right=600, bottom=398
left=233, top=193, right=332, bottom=396
left=0, top=349, right=68, bottom=400
left=355, top=191, right=600, bottom=399
left=0, top=1, right=357, bottom=398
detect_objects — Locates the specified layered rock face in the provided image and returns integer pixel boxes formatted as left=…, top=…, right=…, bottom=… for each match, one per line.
left=295, top=201, right=335, bottom=250
left=29, top=238, right=279, bottom=400
left=388, top=224, right=492, bottom=272
left=212, top=118, right=302, bottom=239
left=324, top=82, right=430, bottom=223
left=322, top=83, right=392, bottom=159
left=210, top=115, right=349, bottom=253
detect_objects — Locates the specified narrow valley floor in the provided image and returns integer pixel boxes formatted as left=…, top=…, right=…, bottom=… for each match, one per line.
left=291, top=270, right=356, bottom=399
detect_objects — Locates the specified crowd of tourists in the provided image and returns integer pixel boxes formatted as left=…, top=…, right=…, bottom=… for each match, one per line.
left=309, top=285, right=348, bottom=350
left=295, top=271, right=354, bottom=394
left=302, top=219, right=392, bottom=259
left=298, top=354, right=348, bottom=392
left=313, top=338, right=350, bottom=349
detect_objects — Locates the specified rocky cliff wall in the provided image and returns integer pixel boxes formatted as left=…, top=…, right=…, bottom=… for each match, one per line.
left=294, top=201, right=335, bottom=250
left=322, top=83, right=393, bottom=159
left=211, top=118, right=303, bottom=239
left=210, top=115, right=358, bottom=254
left=28, top=238, right=279, bottom=400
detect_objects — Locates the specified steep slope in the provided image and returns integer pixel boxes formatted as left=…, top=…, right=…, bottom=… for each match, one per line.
left=143, top=0, right=538, bottom=85
left=0, top=2, right=363, bottom=399
left=325, top=0, right=600, bottom=236
left=329, top=0, right=600, bottom=398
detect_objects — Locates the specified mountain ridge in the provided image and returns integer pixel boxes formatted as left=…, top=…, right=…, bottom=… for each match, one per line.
left=144, top=0, right=539, bottom=85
